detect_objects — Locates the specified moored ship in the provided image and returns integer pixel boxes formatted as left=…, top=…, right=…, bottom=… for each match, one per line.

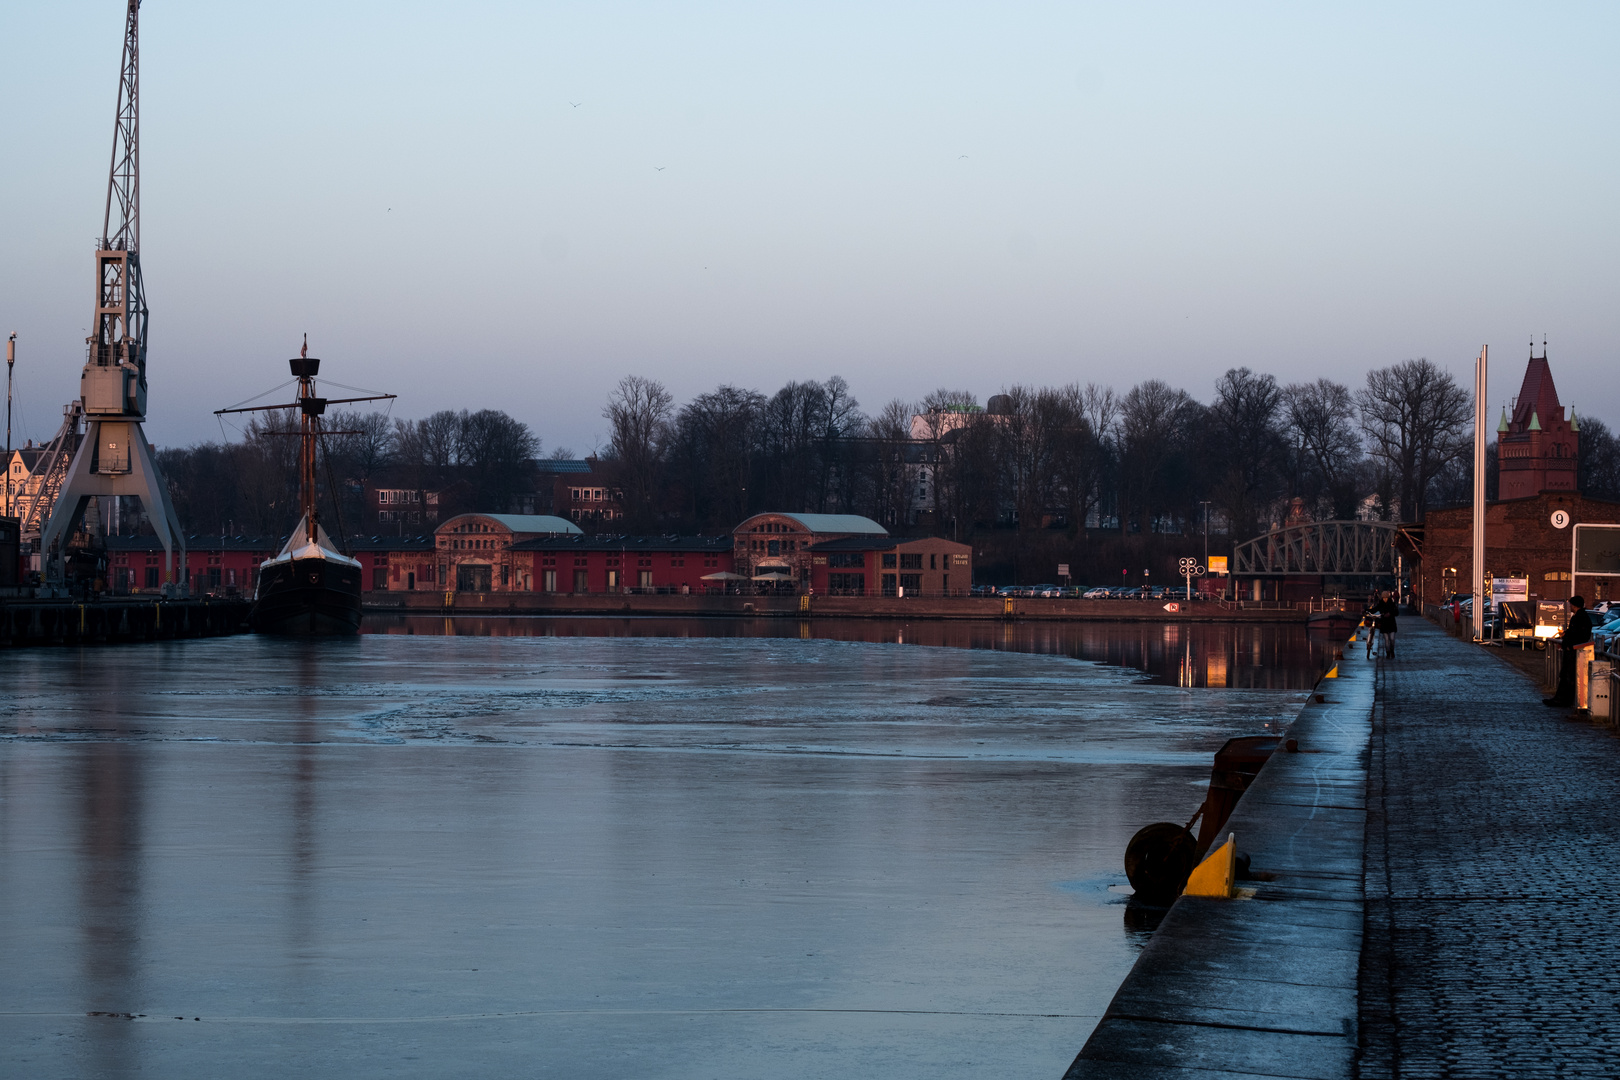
left=217, top=342, right=393, bottom=635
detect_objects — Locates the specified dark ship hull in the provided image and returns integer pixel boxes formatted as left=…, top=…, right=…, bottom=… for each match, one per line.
left=250, top=555, right=363, bottom=635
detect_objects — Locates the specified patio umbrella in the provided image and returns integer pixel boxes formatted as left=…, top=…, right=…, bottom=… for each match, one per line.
left=750, top=572, right=792, bottom=582
left=701, top=571, right=747, bottom=581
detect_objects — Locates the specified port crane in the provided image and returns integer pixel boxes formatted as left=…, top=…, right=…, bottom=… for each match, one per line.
left=39, top=0, right=187, bottom=591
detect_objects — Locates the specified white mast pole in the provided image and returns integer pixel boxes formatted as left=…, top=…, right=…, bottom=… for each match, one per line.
left=1471, top=345, right=1488, bottom=641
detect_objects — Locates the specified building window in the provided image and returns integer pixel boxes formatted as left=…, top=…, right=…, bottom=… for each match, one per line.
left=574, top=569, right=589, bottom=593
left=900, top=573, right=921, bottom=592
left=639, top=570, right=652, bottom=588
left=544, top=569, right=557, bottom=592
left=899, top=553, right=922, bottom=570
left=373, top=567, right=388, bottom=590
left=881, top=553, right=897, bottom=569
left=828, top=573, right=865, bottom=594
left=827, top=552, right=863, bottom=568
left=881, top=572, right=897, bottom=596
left=606, top=569, right=619, bottom=589
left=929, top=554, right=937, bottom=570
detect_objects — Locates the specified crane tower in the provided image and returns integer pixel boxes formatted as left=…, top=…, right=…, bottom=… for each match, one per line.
left=40, top=0, right=186, bottom=591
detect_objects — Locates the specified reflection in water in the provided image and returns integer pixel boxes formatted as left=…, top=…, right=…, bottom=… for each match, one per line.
left=77, top=740, right=141, bottom=1078
left=288, top=650, right=321, bottom=966
left=2, top=625, right=1319, bottom=1079
left=364, top=614, right=1339, bottom=689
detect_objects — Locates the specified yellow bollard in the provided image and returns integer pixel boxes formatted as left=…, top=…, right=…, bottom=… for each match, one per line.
left=1183, top=833, right=1236, bottom=898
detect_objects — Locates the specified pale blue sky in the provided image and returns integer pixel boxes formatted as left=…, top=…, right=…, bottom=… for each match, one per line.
left=1, top=2, right=1616, bottom=452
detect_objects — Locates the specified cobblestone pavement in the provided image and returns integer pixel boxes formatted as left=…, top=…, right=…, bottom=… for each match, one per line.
left=1359, top=621, right=1620, bottom=1078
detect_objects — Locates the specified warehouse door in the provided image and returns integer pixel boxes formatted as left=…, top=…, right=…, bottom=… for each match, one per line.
left=457, top=564, right=492, bottom=592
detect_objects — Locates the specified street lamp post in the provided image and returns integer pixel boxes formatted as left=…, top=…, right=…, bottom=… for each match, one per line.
left=1199, top=500, right=1211, bottom=566
left=5, top=334, right=14, bottom=520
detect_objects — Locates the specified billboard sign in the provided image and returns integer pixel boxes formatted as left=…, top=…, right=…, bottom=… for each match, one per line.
left=1573, top=524, right=1620, bottom=577
left=1535, top=600, right=1567, bottom=639
left=1491, top=577, right=1529, bottom=602
left=1207, top=555, right=1229, bottom=576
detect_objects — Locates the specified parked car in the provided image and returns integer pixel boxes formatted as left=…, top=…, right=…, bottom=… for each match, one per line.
left=1592, top=611, right=1620, bottom=652
left=1083, top=587, right=1111, bottom=599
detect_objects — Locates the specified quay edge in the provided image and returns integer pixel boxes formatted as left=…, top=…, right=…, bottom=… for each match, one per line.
left=0, top=597, right=251, bottom=647
left=362, top=593, right=1311, bottom=622
left=1064, top=628, right=1374, bottom=1079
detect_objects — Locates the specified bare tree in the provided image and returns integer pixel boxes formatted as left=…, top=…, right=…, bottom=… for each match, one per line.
left=1117, top=379, right=1195, bottom=534
left=456, top=409, right=539, bottom=513
left=1281, top=378, right=1363, bottom=519
left=1578, top=416, right=1620, bottom=501
left=1051, top=384, right=1110, bottom=531
left=1207, top=367, right=1285, bottom=540
left=864, top=399, right=916, bottom=529
left=1355, top=359, right=1471, bottom=521
left=603, top=375, right=674, bottom=529
left=760, top=380, right=831, bottom=513
left=996, top=386, right=1066, bottom=532
left=670, top=385, right=766, bottom=528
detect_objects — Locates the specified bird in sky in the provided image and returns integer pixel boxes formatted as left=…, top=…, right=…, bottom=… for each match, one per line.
left=958, top=155, right=969, bottom=159
left=569, top=101, right=582, bottom=108
left=654, top=166, right=666, bottom=171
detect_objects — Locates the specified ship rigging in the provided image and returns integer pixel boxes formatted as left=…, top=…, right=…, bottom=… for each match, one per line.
left=215, top=342, right=395, bottom=634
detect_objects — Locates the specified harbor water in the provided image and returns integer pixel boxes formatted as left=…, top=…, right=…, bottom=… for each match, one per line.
left=0, top=618, right=1331, bottom=1079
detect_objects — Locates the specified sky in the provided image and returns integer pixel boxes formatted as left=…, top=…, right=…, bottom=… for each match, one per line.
left=1, top=1, right=1616, bottom=455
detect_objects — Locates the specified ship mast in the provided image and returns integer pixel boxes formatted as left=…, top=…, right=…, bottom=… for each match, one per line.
left=292, top=341, right=323, bottom=535
left=217, top=340, right=394, bottom=546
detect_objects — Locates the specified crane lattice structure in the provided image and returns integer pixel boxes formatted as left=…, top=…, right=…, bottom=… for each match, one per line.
left=39, top=0, right=186, bottom=590
left=18, top=403, right=84, bottom=537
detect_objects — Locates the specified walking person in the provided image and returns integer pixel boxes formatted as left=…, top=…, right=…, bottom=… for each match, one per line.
left=1376, top=590, right=1399, bottom=659
left=1361, top=592, right=1381, bottom=660
left=1543, top=595, right=1593, bottom=707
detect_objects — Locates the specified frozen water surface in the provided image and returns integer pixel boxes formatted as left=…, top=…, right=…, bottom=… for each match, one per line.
left=0, top=618, right=1326, bottom=1079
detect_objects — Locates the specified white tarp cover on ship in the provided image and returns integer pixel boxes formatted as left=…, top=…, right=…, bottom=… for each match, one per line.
left=260, top=514, right=361, bottom=570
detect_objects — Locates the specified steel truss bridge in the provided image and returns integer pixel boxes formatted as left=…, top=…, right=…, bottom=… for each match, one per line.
left=1231, top=520, right=1403, bottom=577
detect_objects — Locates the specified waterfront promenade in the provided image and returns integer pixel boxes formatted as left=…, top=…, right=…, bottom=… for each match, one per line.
left=1358, top=621, right=1620, bottom=1076
left=1069, top=617, right=1620, bottom=1078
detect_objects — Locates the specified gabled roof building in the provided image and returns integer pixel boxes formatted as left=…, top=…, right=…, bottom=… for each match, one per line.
left=1498, top=346, right=1579, bottom=500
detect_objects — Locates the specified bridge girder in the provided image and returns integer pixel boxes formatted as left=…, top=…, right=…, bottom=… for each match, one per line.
left=1231, top=520, right=1402, bottom=577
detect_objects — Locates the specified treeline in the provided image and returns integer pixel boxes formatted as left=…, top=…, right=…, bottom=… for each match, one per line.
left=152, top=359, right=1620, bottom=547
left=598, top=360, right=1620, bottom=537
left=156, top=408, right=538, bottom=537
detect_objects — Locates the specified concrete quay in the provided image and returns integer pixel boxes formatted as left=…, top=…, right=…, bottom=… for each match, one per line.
left=363, top=591, right=1307, bottom=622
left=0, top=596, right=250, bottom=647
left=1065, top=627, right=1374, bottom=1078
left=1067, top=617, right=1620, bottom=1079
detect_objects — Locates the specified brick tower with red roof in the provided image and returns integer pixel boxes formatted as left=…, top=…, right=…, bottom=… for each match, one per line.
left=1497, top=346, right=1579, bottom=500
